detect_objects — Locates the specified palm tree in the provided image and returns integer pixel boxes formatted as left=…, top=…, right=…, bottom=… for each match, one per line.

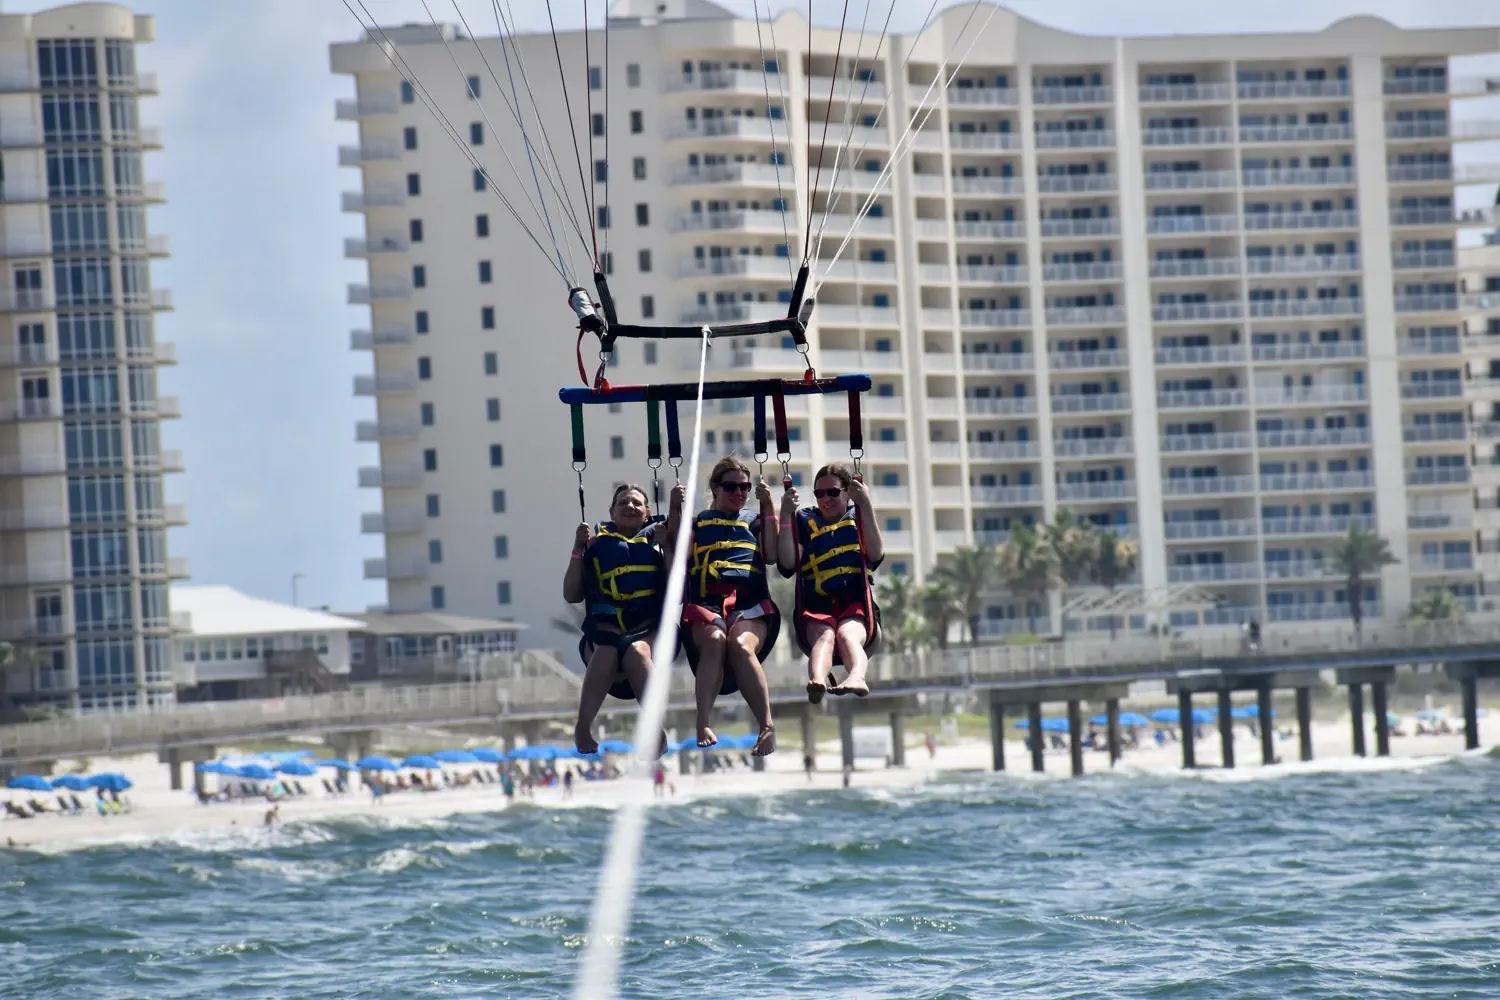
left=996, top=524, right=1062, bottom=635
left=1093, top=531, right=1140, bottom=639
left=0, top=641, right=32, bottom=709
left=919, top=579, right=963, bottom=650
left=1409, top=588, right=1464, bottom=624
left=1328, top=525, right=1398, bottom=641
left=932, top=545, right=997, bottom=646
left=1043, top=508, right=1097, bottom=631
left=877, top=575, right=917, bottom=653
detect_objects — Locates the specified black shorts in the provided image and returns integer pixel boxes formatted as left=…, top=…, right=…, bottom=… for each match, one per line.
left=579, top=621, right=675, bottom=701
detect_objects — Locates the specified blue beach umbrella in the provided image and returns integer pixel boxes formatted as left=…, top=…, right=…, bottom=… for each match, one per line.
left=1013, top=717, right=1071, bottom=732
left=401, top=754, right=442, bottom=770
left=432, top=749, right=479, bottom=764
left=1088, top=712, right=1152, bottom=728
left=355, top=756, right=401, bottom=772
left=236, top=764, right=277, bottom=781
left=1230, top=705, right=1277, bottom=720
left=596, top=739, right=634, bottom=755
left=276, top=760, right=318, bottom=776
left=51, top=774, right=91, bottom=791
left=667, top=736, right=701, bottom=754
left=1148, top=708, right=1218, bottom=726
left=319, top=759, right=356, bottom=771
left=8, top=775, right=53, bottom=791
left=469, top=748, right=505, bottom=764
left=195, top=761, right=238, bottom=775
left=86, top=773, right=133, bottom=791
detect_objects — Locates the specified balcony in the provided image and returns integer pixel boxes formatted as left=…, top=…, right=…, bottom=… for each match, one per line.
left=335, top=95, right=398, bottom=118
left=1150, top=258, right=1240, bottom=278
left=882, top=531, right=914, bottom=551
left=341, top=187, right=405, bottom=212
left=1144, top=170, right=1236, bottom=191
left=1394, top=294, right=1459, bottom=313
left=1409, top=554, right=1476, bottom=574
left=1141, top=126, right=1234, bottom=147
left=350, top=327, right=415, bottom=349
left=1244, top=253, right=1361, bottom=276
left=363, top=508, right=428, bottom=535
left=951, top=220, right=1026, bottom=240
left=928, top=441, right=962, bottom=460
left=1253, top=338, right=1369, bottom=363
left=348, top=282, right=412, bottom=305
left=0, top=398, right=59, bottom=422
left=944, top=86, right=1017, bottom=107
left=671, top=210, right=793, bottom=235
left=1239, top=124, right=1352, bottom=144
left=1045, top=306, right=1125, bottom=326
left=353, top=373, right=417, bottom=396
left=0, top=289, right=52, bottom=312
left=1162, top=475, right=1255, bottom=496
left=1392, top=251, right=1455, bottom=270
left=1152, top=302, right=1243, bottom=322
left=662, top=69, right=775, bottom=94
left=1242, top=168, right=1356, bottom=188
left=819, top=260, right=897, bottom=284
left=1163, top=518, right=1257, bottom=541
left=0, top=453, right=64, bottom=475
left=1402, top=424, right=1468, bottom=443
left=821, top=214, right=892, bottom=237
left=968, top=441, right=1040, bottom=460
left=1405, top=467, right=1471, bottom=487
left=956, top=309, right=1031, bottom=330
left=806, top=76, right=888, bottom=103
left=1260, top=472, right=1374, bottom=492
left=677, top=256, right=792, bottom=282
left=947, top=265, right=1028, bottom=284
left=1056, top=480, right=1135, bottom=501
left=1259, top=428, right=1371, bottom=449
left=951, top=177, right=1025, bottom=196
left=1253, top=385, right=1366, bottom=406
left=965, top=397, right=1037, bottom=416
left=1168, top=562, right=1261, bottom=583
left=355, top=419, right=419, bottom=442
left=358, top=464, right=422, bottom=488
left=338, top=140, right=400, bottom=166
left=1267, top=602, right=1375, bottom=624
left=1050, top=393, right=1130, bottom=413
left=962, top=352, right=1034, bottom=372
left=1408, top=511, right=1473, bottom=531
left=663, top=117, right=790, bottom=143
left=1385, top=120, right=1500, bottom=142
left=947, top=132, right=1022, bottom=152
left=1155, top=345, right=1247, bottom=366
left=0, top=562, right=69, bottom=587
left=1053, top=436, right=1132, bottom=457
left=681, top=302, right=787, bottom=326
left=1157, top=388, right=1248, bottom=409
left=363, top=557, right=427, bottom=580
left=0, top=507, right=67, bottom=531
left=928, top=486, right=967, bottom=507
left=1160, top=432, right=1252, bottom=453
left=829, top=440, right=907, bottom=462
left=1236, top=80, right=1348, bottom=100
left=0, top=342, right=56, bottom=366
left=1242, top=210, right=1359, bottom=231
left=1400, top=381, right=1463, bottom=400
left=1035, top=174, right=1116, bottom=194
left=1043, top=262, right=1122, bottom=282
left=1049, top=349, right=1126, bottom=370
left=869, top=486, right=910, bottom=507
left=345, top=234, right=409, bottom=257
left=815, top=306, right=899, bottom=328
left=1039, top=217, right=1119, bottom=238
left=1034, top=129, right=1114, bottom=150
left=1263, top=561, right=1331, bottom=581
left=1390, top=208, right=1461, bottom=229
left=1263, top=515, right=1372, bottom=537
left=1032, top=85, right=1112, bottom=105
left=1139, top=83, right=1234, bottom=103
left=722, top=346, right=805, bottom=372
left=970, top=485, right=1044, bottom=505
left=1147, top=214, right=1239, bottom=235
left=1248, top=299, right=1368, bottom=319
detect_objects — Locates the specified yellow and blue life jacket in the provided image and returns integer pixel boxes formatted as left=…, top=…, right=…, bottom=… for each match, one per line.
left=795, top=506, right=873, bottom=599
left=585, top=519, right=665, bottom=630
left=688, top=509, right=766, bottom=602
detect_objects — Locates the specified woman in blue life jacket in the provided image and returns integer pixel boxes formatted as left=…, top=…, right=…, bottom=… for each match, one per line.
left=777, top=463, right=883, bottom=702
left=664, top=456, right=779, bottom=756
left=563, top=483, right=671, bottom=755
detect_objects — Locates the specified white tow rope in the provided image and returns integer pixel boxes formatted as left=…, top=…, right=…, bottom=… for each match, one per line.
left=573, top=328, right=713, bottom=1000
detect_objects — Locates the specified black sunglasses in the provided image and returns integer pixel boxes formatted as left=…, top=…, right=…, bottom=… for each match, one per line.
left=716, top=481, right=752, bottom=492
left=813, top=488, right=843, bottom=499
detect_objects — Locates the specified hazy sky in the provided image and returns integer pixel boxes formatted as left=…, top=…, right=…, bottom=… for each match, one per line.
left=6, top=0, right=1495, bottom=612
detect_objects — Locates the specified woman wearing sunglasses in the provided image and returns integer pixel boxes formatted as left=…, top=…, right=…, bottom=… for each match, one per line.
left=665, top=456, right=779, bottom=756
left=563, top=483, right=672, bottom=756
left=777, top=463, right=883, bottom=701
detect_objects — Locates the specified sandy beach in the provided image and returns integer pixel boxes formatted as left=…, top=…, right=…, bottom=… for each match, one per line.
left=5, top=713, right=1495, bottom=851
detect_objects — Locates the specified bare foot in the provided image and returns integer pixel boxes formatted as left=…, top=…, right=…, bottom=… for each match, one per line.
left=697, top=726, right=718, bottom=748
left=752, top=726, right=777, bottom=757
left=575, top=724, right=599, bottom=755
left=841, top=678, right=870, bottom=698
left=806, top=681, right=826, bottom=705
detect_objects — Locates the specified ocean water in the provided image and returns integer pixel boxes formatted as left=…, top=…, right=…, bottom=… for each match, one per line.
left=5, top=756, right=1500, bottom=999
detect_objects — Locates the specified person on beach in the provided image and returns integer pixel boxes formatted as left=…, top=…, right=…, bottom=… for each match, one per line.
left=663, top=457, right=780, bottom=756
left=563, top=483, right=673, bottom=756
left=777, top=463, right=883, bottom=702
left=562, top=769, right=574, bottom=799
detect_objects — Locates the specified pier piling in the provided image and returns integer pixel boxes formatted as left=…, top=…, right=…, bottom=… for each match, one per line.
left=1067, top=700, right=1084, bottom=777
left=1217, top=689, right=1235, bottom=769
left=801, top=705, right=817, bottom=768
left=1462, top=675, right=1480, bottom=751
left=1349, top=684, right=1366, bottom=757
left=1371, top=682, right=1390, bottom=757
left=1257, top=685, right=1276, bottom=766
left=1027, top=702, right=1044, bottom=773
left=988, top=692, right=1005, bottom=772
left=1179, top=690, right=1196, bottom=769
left=838, top=701, right=855, bottom=771
left=1105, top=697, right=1122, bottom=767
left=888, top=711, right=905, bottom=768
left=1296, top=686, right=1314, bottom=762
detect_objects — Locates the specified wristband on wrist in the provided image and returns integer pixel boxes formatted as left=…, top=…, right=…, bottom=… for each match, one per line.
left=570, top=551, right=583, bottom=560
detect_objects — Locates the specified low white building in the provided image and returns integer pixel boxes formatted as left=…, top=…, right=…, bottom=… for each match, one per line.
left=170, top=586, right=367, bottom=701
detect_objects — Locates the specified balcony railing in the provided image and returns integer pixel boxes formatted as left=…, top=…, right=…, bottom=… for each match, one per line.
left=1032, top=85, right=1113, bottom=105
left=1034, top=129, right=1114, bottom=149
left=1400, top=381, right=1463, bottom=400
left=1254, top=385, right=1367, bottom=405
left=1158, top=388, right=1248, bottom=408
left=1239, top=124, right=1352, bottom=143
left=1150, top=257, right=1240, bottom=278
left=965, top=397, right=1037, bottom=416
left=1236, top=80, right=1349, bottom=100
left=1141, top=126, right=1234, bottom=147
left=1144, top=170, right=1236, bottom=191
left=1405, top=467, right=1471, bottom=486
left=1259, top=429, right=1371, bottom=449
left=1394, top=294, right=1459, bottom=312
left=1392, top=251, right=1455, bottom=270
left=1039, top=217, right=1119, bottom=238
left=1398, top=336, right=1461, bottom=356
left=1242, top=168, right=1356, bottom=188
left=1160, top=432, right=1252, bottom=453
left=1155, top=345, right=1247, bottom=365
left=1168, top=562, right=1261, bottom=583
left=1408, top=511, right=1473, bottom=530
left=1147, top=214, right=1239, bottom=235
left=970, top=485, right=1044, bottom=505
left=1242, top=210, right=1360, bottom=231
left=951, top=176, right=1024, bottom=196
left=957, top=309, right=1031, bottom=330
left=1162, top=474, right=1256, bottom=496
left=1152, top=301, right=1243, bottom=322
left=1260, top=472, right=1374, bottom=492
left=671, top=210, right=794, bottom=234
left=1052, top=437, right=1132, bottom=457
left=1248, top=298, right=1362, bottom=319
left=1056, top=480, right=1135, bottom=501
left=1139, top=83, right=1234, bottom=103
left=962, top=352, right=1034, bottom=372
left=1035, top=174, right=1116, bottom=194
left=335, top=95, right=398, bottom=118
left=1409, top=554, right=1476, bottom=573
left=1163, top=518, right=1257, bottom=540
left=1244, top=253, right=1361, bottom=275
left=968, top=441, right=1040, bottom=460
left=951, top=265, right=1029, bottom=284
left=1045, top=306, right=1125, bottom=326
left=1048, top=349, right=1127, bottom=370
left=1263, top=515, right=1373, bottom=536
left=1050, top=393, right=1130, bottom=413
left=944, top=86, right=1018, bottom=107
left=1043, top=261, right=1123, bottom=282
left=1402, top=424, right=1468, bottom=443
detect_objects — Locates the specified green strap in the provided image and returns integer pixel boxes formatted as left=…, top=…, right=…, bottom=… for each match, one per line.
left=646, top=399, right=662, bottom=461
left=570, top=404, right=586, bottom=464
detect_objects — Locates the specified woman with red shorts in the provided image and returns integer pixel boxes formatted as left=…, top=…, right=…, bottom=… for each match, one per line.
left=777, top=463, right=883, bottom=702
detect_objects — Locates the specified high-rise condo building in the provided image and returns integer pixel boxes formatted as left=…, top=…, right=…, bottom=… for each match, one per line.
left=334, top=1, right=1500, bottom=646
left=0, top=6, right=181, bottom=712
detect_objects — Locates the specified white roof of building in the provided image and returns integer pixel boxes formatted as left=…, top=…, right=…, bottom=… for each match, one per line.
left=171, top=586, right=368, bottom=638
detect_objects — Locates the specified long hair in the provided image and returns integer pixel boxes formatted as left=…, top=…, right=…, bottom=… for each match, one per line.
left=708, top=455, right=751, bottom=488
left=813, top=463, right=855, bottom=492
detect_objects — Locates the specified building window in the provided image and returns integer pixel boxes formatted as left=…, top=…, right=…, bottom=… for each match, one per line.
left=403, top=126, right=417, bottom=150
left=492, top=489, right=507, bottom=513
left=610, top=436, right=624, bottom=460
left=412, top=265, right=426, bottom=288
left=475, top=214, right=489, bottom=238
left=469, top=122, right=483, bottom=145
left=630, top=110, right=643, bottom=134
left=644, top=342, right=657, bottom=365
left=478, top=260, right=492, bottom=284
left=401, top=80, right=415, bottom=104
left=431, top=585, right=445, bottom=609
left=497, top=581, right=512, bottom=605
left=635, top=203, right=650, bottom=227
left=641, top=295, right=655, bottom=319
left=486, top=398, right=501, bottom=421
left=589, top=66, right=603, bottom=90
left=415, top=310, right=429, bottom=334
left=494, top=536, right=509, bottom=559
left=423, top=448, right=438, bottom=472
left=409, top=218, right=423, bottom=243
left=420, top=401, right=434, bottom=425
left=626, top=63, right=640, bottom=88
left=490, top=444, right=504, bottom=467
left=428, top=539, right=443, bottom=564
left=484, top=351, right=498, bottom=375
left=406, top=172, right=420, bottom=196
left=466, top=75, right=480, bottom=99
left=633, top=157, right=646, bottom=180
left=481, top=306, right=495, bottom=329
left=592, top=113, right=605, bottom=136
left=597, top=205, right=610, bottom=229
left=595, top=159, right=608, bottom=183
left=638, top=249, right=652, bottom=272
left=600, top=251, right=614, bottom=275
left=426, top=493, right=440, bottom=517
left=418, top=357, right=432, bottom=380
left=473, top=168, right=487, bottom=192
